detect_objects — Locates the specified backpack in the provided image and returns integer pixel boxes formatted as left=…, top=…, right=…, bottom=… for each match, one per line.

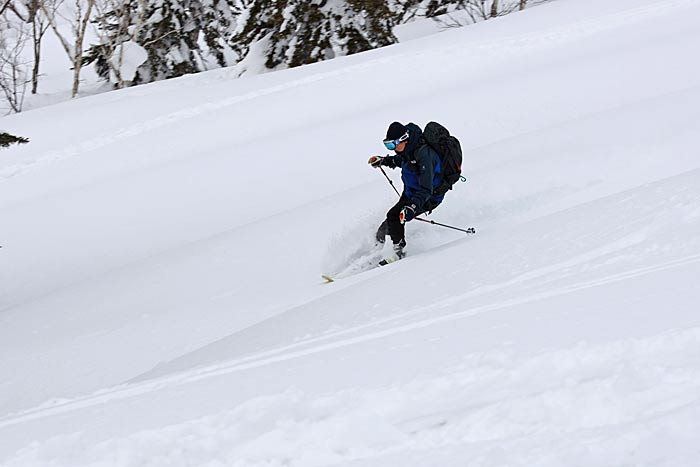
left=422, top=121, right=463, bottom=197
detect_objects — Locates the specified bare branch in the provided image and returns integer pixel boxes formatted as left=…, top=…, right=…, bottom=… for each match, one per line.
left=39, top=2, right=72, bottom=57
left=39, top=0, right=94, bottom=96
left=0, top=0, right=11, bottom=15
left=0, top=19, right=31, bottom=113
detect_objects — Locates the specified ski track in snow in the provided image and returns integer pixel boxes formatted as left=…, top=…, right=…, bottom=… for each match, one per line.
left=0, top=73, right=339, bottom=180
left=3, top=325, right=700, bottom=466
left=2, top=249, right=698, bottom=431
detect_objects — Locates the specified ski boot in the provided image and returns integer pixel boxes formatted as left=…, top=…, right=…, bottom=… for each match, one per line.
left=379, top=239, right=406, bottom=266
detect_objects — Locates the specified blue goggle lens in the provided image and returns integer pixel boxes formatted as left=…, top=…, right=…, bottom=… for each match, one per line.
left=383, top=132, right=409, bottom=151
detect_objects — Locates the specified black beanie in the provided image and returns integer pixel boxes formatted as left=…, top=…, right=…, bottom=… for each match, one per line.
left=386, top=122, right=408, bottom=140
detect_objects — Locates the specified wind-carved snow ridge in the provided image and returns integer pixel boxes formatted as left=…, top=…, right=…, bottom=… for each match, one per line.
left=4, top=327, right=700, bottom=467
left=0, top=68, right=367, bottom=180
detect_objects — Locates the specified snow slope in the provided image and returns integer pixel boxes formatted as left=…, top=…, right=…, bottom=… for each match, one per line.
left=1, top=0, right=700, bottom=465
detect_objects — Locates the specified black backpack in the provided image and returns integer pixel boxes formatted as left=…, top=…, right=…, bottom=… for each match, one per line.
left=421, top=121, right=463, bottom=197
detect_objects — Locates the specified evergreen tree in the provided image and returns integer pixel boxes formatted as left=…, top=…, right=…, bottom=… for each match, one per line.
left=0, top=132, right=29, bottom=148
left=84, top=0, right=137, bottom=87
left=86, top=0, right=240, bottom=86
left=232, top=0, right=398, bottom=71
left=85, top=0, right=531, bottom=87
left=133, top=0, right=238, bottom=83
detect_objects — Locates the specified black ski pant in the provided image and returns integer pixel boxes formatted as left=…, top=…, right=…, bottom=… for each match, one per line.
left=377, top=194, right=441, bottom=245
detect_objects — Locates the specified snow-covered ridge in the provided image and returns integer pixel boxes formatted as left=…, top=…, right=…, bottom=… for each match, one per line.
left=1, top=0, right=699, bottom=465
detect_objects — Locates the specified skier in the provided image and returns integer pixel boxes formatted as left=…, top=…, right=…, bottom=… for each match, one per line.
left=368, top=121, right=445, bottom=262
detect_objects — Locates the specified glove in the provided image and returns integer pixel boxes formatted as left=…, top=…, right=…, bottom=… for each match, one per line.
left=399, top=204, right=417, bottom=224
left=368, top=155, right=385, bottom=168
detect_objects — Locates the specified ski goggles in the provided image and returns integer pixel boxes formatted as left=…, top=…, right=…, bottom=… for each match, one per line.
left=383, top=131, right=409, bottom=150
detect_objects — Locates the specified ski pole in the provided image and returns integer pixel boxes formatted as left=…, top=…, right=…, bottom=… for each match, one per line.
left=379, top=166, right=401, bottom=198
left=378, top=166, right=475, bottom=235
left=414, top=217, right=476, bottom=234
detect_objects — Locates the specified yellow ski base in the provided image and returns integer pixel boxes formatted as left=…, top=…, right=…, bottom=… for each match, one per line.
left=321, top=275, right=334, bottom=283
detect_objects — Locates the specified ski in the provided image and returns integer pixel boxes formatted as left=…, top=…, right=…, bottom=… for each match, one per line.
left=324, top=254, right=397, bottom=282
left=320, top=241, right=386, bottom=283
left=378, top=257, right=399, bottom=266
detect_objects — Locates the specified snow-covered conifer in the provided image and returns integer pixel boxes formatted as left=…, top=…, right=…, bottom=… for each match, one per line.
left=232, top=0, right=397, bottom=72
left=87, top=0, right=240, bottom=86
